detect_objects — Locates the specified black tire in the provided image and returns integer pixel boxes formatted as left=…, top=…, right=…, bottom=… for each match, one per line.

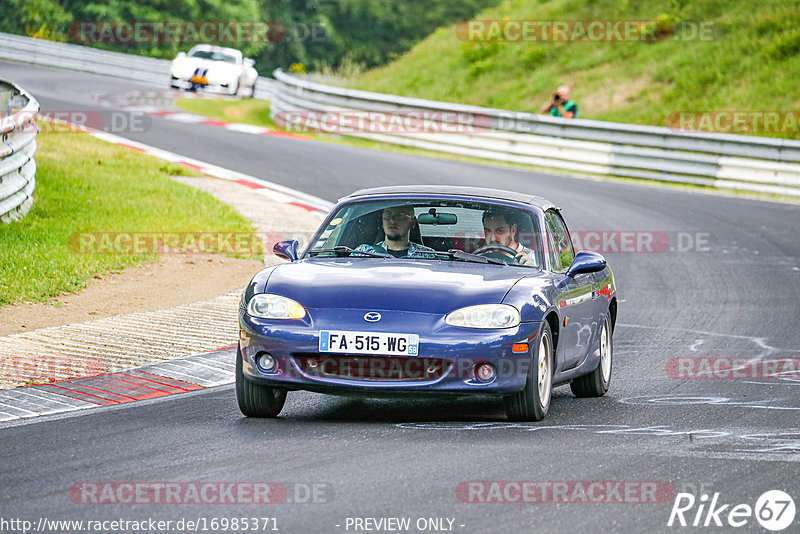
left=240, top=83, right=255, bottom=98
left=504, top=322, right=553, bottom=421
left=236, top=346, right=287, bottom=417
left=571, top=314, right=613, bottom=397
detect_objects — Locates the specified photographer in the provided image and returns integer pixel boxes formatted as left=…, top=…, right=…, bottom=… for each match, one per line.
left=540, top=85, right=578, bottom=119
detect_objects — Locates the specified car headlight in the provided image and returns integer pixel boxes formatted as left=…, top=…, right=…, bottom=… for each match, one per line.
left=246, top=294, right=306, bottom=319
left=445, top=304, right=520, bottom=329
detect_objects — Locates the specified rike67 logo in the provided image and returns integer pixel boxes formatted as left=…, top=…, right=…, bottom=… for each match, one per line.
left=668, top=490, right=796, bottom=531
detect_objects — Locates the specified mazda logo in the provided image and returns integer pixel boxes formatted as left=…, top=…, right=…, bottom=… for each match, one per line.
left=364, top=312, right=382, bottom=322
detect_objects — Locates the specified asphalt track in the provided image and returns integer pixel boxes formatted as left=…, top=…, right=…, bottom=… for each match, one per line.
left=2, top=60, right=800, bottom=533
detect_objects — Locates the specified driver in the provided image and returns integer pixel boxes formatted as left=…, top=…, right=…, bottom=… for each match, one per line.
left=355, top=205, right=436, bottom=258
left=482, top=209, right=538, bottom=267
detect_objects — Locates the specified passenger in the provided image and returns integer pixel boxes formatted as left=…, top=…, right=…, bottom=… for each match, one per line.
left=355, top=205, right=436, bottom=258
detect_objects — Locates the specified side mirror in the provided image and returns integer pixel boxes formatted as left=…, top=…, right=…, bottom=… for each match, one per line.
left=565, top=251, right=606, bottom=277
left=273, top=239, right=299, bottom=262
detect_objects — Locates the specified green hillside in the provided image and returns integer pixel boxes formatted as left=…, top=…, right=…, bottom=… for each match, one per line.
left=352, top=0, right=800, bottom=138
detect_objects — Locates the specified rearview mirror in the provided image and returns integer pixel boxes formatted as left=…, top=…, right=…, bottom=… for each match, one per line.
left=565, top=251, right=606, bottom=277
left=273, top=240, right=299, bottom=262
left=417, top=212, right=457, bottom=225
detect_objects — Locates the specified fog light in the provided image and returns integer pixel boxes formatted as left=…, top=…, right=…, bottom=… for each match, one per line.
left=474, top=363, right=497, bottom=382
left=256, top=352, right=276, bottom=372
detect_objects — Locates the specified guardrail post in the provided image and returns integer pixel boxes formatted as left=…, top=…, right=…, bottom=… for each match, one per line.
left=0, top=90, right=11, bottom=117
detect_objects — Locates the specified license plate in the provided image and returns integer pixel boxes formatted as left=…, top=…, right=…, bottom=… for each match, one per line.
left=319, top=330, right=419, bottom=356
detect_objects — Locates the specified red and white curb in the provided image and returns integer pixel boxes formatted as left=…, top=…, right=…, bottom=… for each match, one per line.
left=147, top=109, right=311, bottom=141
left=0, top=346, right=237, bottom=424
left=44, top=117, right=333, bottom=217
left=0, top=117, right=333, bottom=423
left=92, top=90, right=310, bottom=141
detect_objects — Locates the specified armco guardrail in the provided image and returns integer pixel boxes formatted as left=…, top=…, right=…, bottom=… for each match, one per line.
left=0, top=79, right=38, bottom=223
left=0, top=32, right=276, bottom=100
left=3, top=32, right=799, bottom=195
left=270, top=69, right=800, bottom=196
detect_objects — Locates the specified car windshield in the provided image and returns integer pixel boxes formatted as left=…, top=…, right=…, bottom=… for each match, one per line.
left=306, top=198, right=544, bottom=268
left=189, top=50, right=238, bottom=63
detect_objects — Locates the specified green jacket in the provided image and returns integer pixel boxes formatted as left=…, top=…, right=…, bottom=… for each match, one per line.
left=549, top=100, right=578, bottom=118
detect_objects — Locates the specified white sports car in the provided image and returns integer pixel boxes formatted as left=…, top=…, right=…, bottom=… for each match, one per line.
left=169, top=45, right=258, bottom=97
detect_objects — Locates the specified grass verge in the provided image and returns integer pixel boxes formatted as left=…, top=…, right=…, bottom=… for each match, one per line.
left=0, top=124, right=258, bottom=305
left=351, top=0, right=800, bottom=140
left=176, top=97, right=279, bottom=129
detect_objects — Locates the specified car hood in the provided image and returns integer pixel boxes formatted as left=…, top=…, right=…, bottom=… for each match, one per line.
left=264, top=258, right=536, bottom=315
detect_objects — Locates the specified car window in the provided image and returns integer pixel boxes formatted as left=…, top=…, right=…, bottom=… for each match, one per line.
left=545, top=209, right=574, bottom=271
left=189, top=50, right=238, bottom=64
left=307, top=198, right=544, bottom=268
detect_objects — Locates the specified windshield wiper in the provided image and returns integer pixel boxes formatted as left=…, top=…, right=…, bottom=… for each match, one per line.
left=308, top=247, right=505, bottom=264
left=423, top=249, right=505, bottom=265
left=307, top=246, right=392, bottom=259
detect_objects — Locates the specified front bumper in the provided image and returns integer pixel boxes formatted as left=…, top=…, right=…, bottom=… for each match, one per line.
left=170, top=76, right=236, bottom=95
left=239, top=309, right=541, bottom=397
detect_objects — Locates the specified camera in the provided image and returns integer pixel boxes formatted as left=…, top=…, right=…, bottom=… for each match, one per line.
left=553, top=93, right=561, bottom=103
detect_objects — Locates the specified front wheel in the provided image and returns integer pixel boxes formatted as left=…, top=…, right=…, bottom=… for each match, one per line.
left=504, top=322, right=553, bottom=421
left=236, top=346, right=287, bottom=417
left=570, top=314, right=612, bottom=397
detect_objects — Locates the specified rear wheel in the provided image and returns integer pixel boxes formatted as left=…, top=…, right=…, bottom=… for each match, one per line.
left=504, top=322, right=553, bottom=421
left=236, top=346, right=287, bottom=417
left=570, top=314, right=612, bottom=397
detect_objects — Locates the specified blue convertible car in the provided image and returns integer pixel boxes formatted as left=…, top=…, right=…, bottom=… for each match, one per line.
left=237, top=186, right=616, bottom=421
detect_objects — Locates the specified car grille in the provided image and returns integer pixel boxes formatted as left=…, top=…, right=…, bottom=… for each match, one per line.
left=292, top=354, right=451, bottom=382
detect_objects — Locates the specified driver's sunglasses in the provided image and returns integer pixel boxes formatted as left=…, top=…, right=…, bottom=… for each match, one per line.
left=382, top=212, right=414, bottom=221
